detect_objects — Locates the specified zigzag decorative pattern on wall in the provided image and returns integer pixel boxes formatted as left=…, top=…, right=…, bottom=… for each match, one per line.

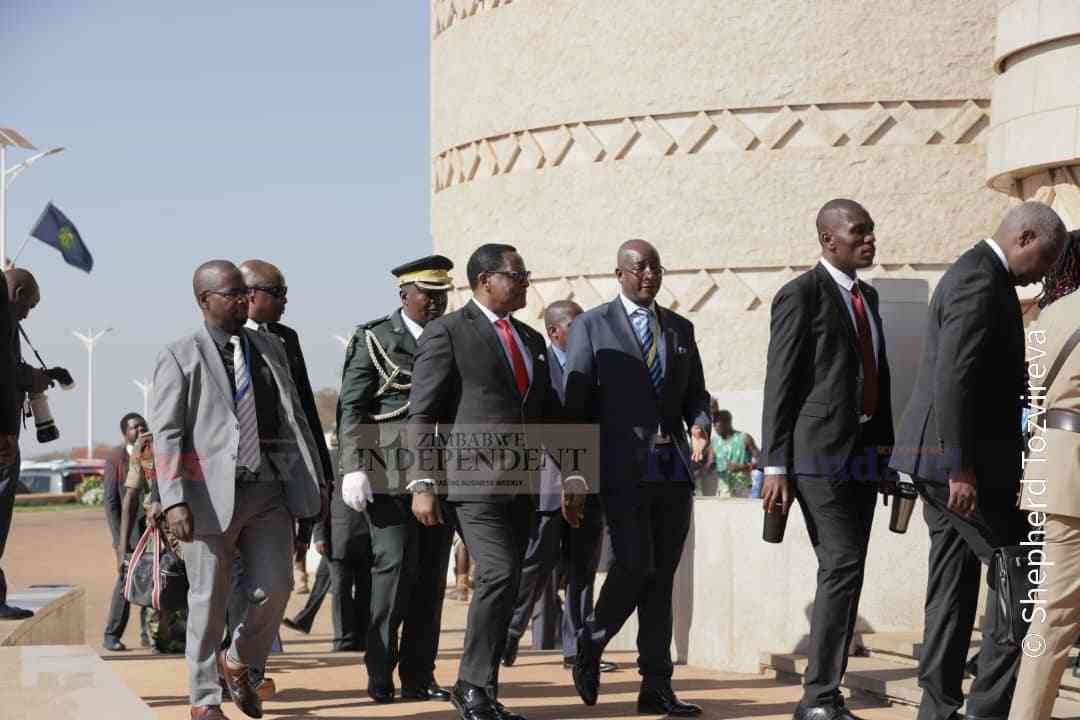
left=432, top=100, right=991, bottom=193
left=433, top=0, right=513, bottom=38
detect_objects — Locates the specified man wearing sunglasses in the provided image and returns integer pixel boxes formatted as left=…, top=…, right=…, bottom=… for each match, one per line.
left=152, top=260, right=326, bottom=720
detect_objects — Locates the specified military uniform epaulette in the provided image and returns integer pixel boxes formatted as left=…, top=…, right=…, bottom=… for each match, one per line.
left=359, top=315, right=392, bottom=331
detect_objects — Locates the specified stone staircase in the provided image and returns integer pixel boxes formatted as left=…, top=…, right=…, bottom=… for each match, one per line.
left=762, top=631, right=1080, bottom=719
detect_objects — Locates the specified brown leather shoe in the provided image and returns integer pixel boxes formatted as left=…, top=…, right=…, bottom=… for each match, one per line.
left=216, top=649, right=263, bottom=718
left=191, top=706, right=229, bottom=719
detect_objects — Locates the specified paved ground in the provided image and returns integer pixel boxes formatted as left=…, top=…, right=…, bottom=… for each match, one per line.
left=4, top=506, right=915, bottom=719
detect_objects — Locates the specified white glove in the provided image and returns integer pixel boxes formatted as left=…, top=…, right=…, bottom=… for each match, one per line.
left=342, top=471, right=374, bottom=512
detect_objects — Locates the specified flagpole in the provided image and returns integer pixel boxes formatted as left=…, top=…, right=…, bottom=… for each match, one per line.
left=1, top=144, right=7, bottom=266
left=9, top=236, right=30, bottom=266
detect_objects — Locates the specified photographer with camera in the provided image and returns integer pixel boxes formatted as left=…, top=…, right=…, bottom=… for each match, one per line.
left=1, top=268, right=71, bottom=619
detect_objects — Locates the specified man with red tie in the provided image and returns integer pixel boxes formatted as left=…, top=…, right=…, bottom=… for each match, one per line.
left=761, top=199, right=896, bottom=720
left=404, top=244, right=578, bottom=720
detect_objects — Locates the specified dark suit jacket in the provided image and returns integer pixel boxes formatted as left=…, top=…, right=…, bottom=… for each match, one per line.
left=891, top=242, right=1026, bottom=490
left=103, top=445, right=144, bottom=550
left=538, top=350, right=566, bottom=513
left=406, top=299, right=564, bottom=504
left=563, top=298, right=711, bottom=510
left=0, top=274, right=18, bottom=436
left=761, top=264, right=895, bottom=478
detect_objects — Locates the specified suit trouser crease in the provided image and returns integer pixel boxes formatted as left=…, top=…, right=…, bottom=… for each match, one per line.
left=183, top=480, right=294, bottom=707
left=583, top=483, right=693, bottom=683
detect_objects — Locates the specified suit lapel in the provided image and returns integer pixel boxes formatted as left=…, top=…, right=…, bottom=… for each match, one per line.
left=196, top=326, right=235, bottom=415
left=606, top=298, right=645, bottom=361
left=815, top=264, right=859, bottom=352
left=510, top=316, right=542, bottom=403
left=657, top=306, right=677, bottom=403
left=466, top=300, right=519, bottom=395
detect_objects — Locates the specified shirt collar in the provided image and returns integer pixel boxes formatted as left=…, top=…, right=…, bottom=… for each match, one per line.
left=125, top=443, right=134, bottom=455
left=618, top=292, right=657, bottom=317
left=399, top=310, right=425, bottom=341
left=471, top=297, right=510, bottom=323
left=549, top=343, right=567, bottom=368
left=983, top=238, right=1010, bottom=271
left=818, top=256, right=857, bottom=292
left=244, top=318, right=265, bottom=332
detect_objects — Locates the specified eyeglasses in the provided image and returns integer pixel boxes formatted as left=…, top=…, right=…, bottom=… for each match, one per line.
left=619, top=264, right=666, bottom=277
left=250, top=285, right=288, bottom=299
left=202, top=288, right=249, bottom=302
left=489, top=270, right=532, bottom=284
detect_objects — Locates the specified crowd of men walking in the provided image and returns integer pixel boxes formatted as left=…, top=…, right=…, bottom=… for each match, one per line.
left=3, top=195, right=1080, bottom=720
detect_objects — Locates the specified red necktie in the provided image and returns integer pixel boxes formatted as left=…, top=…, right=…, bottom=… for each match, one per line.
left=849, top=284, right=878, bottom=417
left=494, top=319, right=530, bottom=396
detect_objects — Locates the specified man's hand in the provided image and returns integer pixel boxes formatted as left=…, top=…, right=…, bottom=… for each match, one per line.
left=561, top=476, right=588, bottom=529
left=690, top=425, right=708, bottom=463
left=165, top=504, right=194, bottom=543
left=762, top=473, right=793, bottom=514
left=342, top=471, right=373, bottom=512
left=0, top=435, right=18, bottom=466
left=412, top=491, right=443, bottom=527
left=115, top=547, right=127, bottom=575
left=146, top=501, right=162, bottom=529
left=315, top=541, right=330, bottom=557
left=29, top=368, right=52, bottom=394
left=947, top=468, right=978, bottom=519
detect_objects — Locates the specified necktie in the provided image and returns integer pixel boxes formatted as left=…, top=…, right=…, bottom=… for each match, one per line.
left=229, top=335, right=261, bottom=471
left=494, top=319, right=530, bottom=396
left=632, top=307, right=664, bottom=396
left=849, top=284, right=878, bottom=417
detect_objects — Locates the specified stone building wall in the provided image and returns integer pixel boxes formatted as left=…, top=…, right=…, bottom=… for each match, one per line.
left=430, top=0, right=1012, bottom=419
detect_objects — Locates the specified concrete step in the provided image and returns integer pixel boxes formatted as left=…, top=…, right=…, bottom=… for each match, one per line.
left=763, top=651, right=1080, bottom=720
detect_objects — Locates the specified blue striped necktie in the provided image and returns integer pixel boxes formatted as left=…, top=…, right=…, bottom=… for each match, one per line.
left=229, top=335, right=261, bottom=471
left=631, top=307, right=664, bottom=396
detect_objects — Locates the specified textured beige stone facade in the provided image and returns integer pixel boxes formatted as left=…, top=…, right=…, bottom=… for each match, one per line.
left=989, top=0, right=1080, bottom=226
left=431, top=0, right=1011, bottom=400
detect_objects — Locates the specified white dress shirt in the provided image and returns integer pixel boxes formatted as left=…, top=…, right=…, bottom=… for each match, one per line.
left=618, top=292, right=666, bottom=378
left=472, top=298, right=533, bottom=382
left=400, top=310, right=424, bottom=341
left=549, top=342, right=567, bottom=369
left=983, top=237, right=1009, bottom=271
left=244, top=318, right=265, bottom=332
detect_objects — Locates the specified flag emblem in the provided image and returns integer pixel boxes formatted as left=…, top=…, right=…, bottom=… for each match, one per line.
left=58, top=226, right=76, bottom=250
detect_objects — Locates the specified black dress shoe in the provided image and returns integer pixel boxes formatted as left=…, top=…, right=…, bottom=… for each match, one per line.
left=401, top=683, right=451, bottom=701
left=450, top=682, right=500, bottom=720
left=281, top=618, right=309, bottom=635
left=501, top=635, right=520, bottom=667
left=491, top=700, right=528, bottom=720
left=0, top=604, right=34, bottom=621
left=637, top=686, right=702, bottom=717
left=572, top=650, right=600, bottom=706
left=367, top=685, right=396, bottom=704
left=103, top=637, right=127, bottom=652
left=793, top=700, right=865, bottom=720
left=563, top=656, right=618, bottom=672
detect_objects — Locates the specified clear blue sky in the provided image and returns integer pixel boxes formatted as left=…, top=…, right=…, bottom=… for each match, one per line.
left=2, top=1, right=430, bottom=458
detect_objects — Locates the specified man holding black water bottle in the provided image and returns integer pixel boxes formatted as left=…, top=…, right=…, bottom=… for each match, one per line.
left=761, top=199, right=895, bottom=720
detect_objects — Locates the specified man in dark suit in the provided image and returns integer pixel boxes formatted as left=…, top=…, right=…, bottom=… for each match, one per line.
left=337, top=255, right=455, bottom=703
left=0, top=269, right=25, bottom=621
left=761, top=199, right=896, bottom=720
left=406, top=244, right=577, bottom=720
left=501, top=300, right=616, bottom=674
left=102, top=412, right=149, bottom=651
left=891, top=202, right=1067, bottom=720
left=564, top=239, right=711, bottom=717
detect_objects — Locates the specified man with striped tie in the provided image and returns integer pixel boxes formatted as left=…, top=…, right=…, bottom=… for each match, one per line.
left=153, top=260, right=325, bottom=720
left=563, top=239, right=711, bottom=717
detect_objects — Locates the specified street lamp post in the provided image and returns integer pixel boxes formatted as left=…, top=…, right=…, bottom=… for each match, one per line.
left=133, top=379, right=153, bottom=419
left=0, top=128, right=65, bottom=265
left=72, top=328, right=112, bottom=459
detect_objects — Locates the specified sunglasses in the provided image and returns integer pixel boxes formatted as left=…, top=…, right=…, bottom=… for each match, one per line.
left=250, top=285, right=288, bottom=299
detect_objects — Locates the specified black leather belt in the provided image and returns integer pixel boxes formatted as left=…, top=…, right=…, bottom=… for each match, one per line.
left=1046, top=408, right=1080, bottom=434
left=236, top=467, right=261, bottom=482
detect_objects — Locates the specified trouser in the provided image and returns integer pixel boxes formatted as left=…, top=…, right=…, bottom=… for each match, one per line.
left=530, top=571, right=561, bottom=650
left=448, top=495, right=534, bottom=696
left=580, top=482, right=693, bottom=685
left=365, top=493, right=452, bottom=689
left=105, top=566, right=150, bottom=643
left=329, top=533, right=373, bottom=652
left=1010, top=514, right=1080, bottom=720
left=289, top=556, right=331, bottom=632
left=181, top=479, right=294, bottom=707
left=0, top=453, right=19, bottom=604
left=915, top=480, right=1029, bottom=720
left=793, top=477, right=877, bottom=706
left=508, top=500, right=603, bottom=659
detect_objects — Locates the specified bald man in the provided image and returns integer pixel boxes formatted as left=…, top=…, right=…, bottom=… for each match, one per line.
left=892, top=202, right=1067, bottom=720
left=152, top=260, right=324, bottom=720
left=761, top=200, right=896, bottom=720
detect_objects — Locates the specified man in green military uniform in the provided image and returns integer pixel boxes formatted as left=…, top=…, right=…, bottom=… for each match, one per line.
left=338, top=255, right=455, bottom=704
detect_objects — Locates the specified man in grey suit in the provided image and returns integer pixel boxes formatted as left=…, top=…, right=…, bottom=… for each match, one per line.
left=891, top=203, right=1066, bottom=720
left=501, top=300, right=616, bottom=673
left=152, top=260, right=326, bottom=720
left=564, top=239, right=711, bottom=717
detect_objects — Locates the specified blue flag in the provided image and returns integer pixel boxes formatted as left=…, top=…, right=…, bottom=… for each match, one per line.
left=30, top=202, right=93, bottom=273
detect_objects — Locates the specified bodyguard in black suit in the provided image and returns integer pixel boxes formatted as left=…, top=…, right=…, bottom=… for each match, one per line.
left=891, top=202, right=1067, bottom=720
left=761, top=200, right=895, bottom=720
left=103, top=413, right=149, bottom=651
left=405, top=244, right=575, bottom=720
left=337, top=256, right=456, bottom=703
left=564, top=239, right=711, bottom=717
